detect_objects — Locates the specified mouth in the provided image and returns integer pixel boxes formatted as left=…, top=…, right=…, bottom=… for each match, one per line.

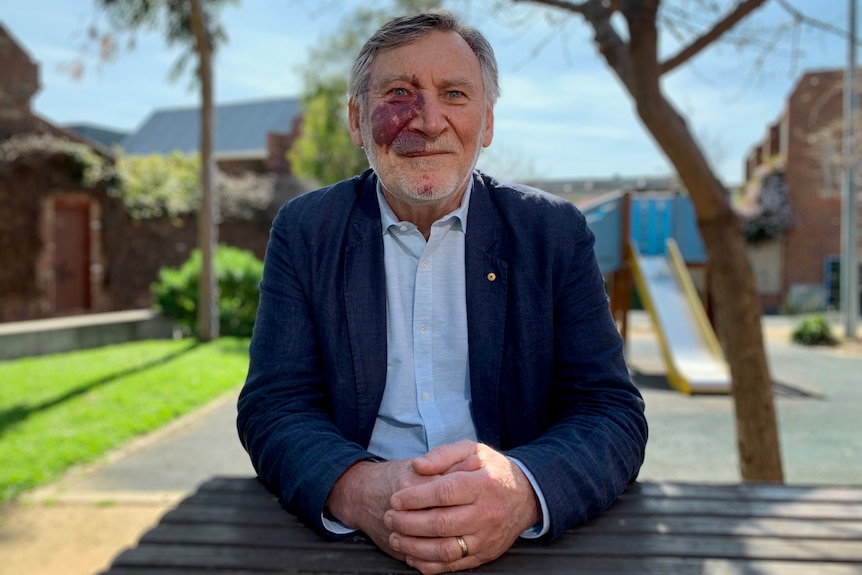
left=391, top=132, right=452, bottom=157
left=401, top=149, right=450, bottom=158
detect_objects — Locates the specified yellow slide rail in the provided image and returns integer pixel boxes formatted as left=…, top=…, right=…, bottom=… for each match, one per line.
left=627, top=240, right=690, bottom=394
left=627, top=238, right=729, bottom=394
left=665, top=238, right=726, bottom=364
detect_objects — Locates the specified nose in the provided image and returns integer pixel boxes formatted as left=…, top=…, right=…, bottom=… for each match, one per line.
left=410, top=93, right=446, bottom=137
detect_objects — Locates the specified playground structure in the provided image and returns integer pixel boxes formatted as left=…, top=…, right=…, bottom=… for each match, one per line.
left=581, top=191, right=731, bottom=394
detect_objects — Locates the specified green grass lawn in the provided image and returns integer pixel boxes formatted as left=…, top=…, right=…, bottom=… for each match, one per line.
left=0, top=337, right=250, bottom=503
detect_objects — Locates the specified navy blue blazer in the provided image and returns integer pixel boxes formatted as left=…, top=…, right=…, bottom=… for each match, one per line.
left=237, top=169, right=647, bottom=541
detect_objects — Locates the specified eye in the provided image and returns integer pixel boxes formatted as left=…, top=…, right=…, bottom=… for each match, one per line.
left=390, top=87, right=409, bottom=97
left=446, top=90, right=465, bottom=100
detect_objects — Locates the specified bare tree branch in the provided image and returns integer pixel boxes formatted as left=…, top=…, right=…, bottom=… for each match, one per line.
left=660, top=0, right=768, bottom=75
left=774, top=0, right=850, bottom=39
left=519, top=0, right=634, bottom=88
left=509, top=0, right=786, bottom=482
left=512, top=0, right=589, bottom=14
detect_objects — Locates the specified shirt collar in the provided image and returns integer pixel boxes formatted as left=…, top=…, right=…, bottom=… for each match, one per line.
left=376, top=175, right=473, bottom=236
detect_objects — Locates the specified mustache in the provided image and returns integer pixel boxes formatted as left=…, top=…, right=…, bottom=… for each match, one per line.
left=391, top=132, right=454, bottom=155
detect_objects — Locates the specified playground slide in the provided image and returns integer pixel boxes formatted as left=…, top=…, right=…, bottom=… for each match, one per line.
left=629, top=238, right=731, bottom=394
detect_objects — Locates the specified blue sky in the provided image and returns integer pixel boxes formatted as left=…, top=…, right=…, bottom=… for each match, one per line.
left=0, top=0, right=854, bottom=185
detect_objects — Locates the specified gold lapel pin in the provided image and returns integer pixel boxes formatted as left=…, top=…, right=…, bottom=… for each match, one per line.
left=487, top=272, right=497, bottom=282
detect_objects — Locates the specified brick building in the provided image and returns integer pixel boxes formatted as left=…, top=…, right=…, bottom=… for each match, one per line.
left=745, top=69, right=861, bottom=312
left=0, top=22, right=309, bottom=323
left=0, top=23, right=119, bottom=321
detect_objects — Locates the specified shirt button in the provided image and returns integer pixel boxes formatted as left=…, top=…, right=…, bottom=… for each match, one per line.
left=399, top=225, right=408, bottom=232
left=421, top=261, right=429, bottom=269
left=421, top=392, right=430, bottom=401
left=419, top=326, right=427, bottom=334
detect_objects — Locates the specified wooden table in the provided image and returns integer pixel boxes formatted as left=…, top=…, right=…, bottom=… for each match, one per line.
left=100, top=476, right=862, bottom=574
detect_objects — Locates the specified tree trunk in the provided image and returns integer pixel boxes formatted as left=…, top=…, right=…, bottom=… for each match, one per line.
left=620, top=0, right=783, bottom=481
left=699, top=216, right=784, bottom=481
left=190, top=0, right=219, bottom=341
left=635, top=99, right=784, bottom=482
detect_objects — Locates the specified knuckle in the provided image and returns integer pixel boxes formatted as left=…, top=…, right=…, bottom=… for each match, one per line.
left=396, top=475, right=412, bottom=491
left=440, top=541, right=461, bottom=563
left=435, top=477, right=458, bottom=505
left=442, top=541, right=462, bottom=563
left=431, top=511, right=453, bottom=537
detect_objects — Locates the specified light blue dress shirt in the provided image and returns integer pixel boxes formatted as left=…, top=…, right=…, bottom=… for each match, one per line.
left=323, top=182, right=549, bottom=538
left=368, top=185, right=477, bottom=459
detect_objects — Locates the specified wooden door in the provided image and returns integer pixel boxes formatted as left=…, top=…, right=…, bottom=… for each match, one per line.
left=53, top=198, right=90, bottom=312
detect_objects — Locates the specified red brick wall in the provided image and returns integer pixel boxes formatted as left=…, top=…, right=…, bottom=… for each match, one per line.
left=766, top=122, right=781, bottom=158
left=781, top=71, right=845, bottom=301
left=0, top=24, right=39, bottom=124
left=102, top=212, right=273, bottom=311
left=1, top=161, right=278, bottom=322
left=745, top=69, right=862, bottom=309
left=0, top=23, right=289, bottom=323
left=0, top=24, right=40, bottom=138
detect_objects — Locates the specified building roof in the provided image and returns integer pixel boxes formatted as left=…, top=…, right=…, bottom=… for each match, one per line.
left=523, top=175, right=681, bottom=206
left=122, top=97, right=301, bottom=159
left=65, top=123, right=129, bottom=148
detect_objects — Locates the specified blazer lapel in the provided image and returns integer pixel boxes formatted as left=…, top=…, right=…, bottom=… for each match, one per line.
left=343, top=174, right=388, bottom=447
left=465, top=174, right=508, bottom=449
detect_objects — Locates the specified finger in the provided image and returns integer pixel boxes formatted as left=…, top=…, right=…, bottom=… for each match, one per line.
left=386, top=501, right=474, bottom=538
left=411, top=439, right=478, bottom=476
left=441, top=452, right=483, bottom=474
left=405, top=555, right=480, bottom=575
left=390, top=533, right=474, bottom=565
left=391, top=471, right=476, bottom=512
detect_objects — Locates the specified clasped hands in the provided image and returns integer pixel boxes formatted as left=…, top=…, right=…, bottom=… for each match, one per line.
left=325, top=439, right=540, bottom=574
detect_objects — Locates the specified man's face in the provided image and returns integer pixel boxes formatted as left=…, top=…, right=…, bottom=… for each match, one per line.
left=349, top=30, right=494, bottom=210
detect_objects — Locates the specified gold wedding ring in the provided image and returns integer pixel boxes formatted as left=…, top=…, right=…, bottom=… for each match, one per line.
left=456, top=535, right=469, bottom=558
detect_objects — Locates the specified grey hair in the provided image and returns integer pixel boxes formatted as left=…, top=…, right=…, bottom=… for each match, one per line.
left=348, top=11, right=500, bottom=107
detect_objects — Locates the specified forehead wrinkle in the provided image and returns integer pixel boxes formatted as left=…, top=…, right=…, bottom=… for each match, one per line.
left=372, top=73, right=417, bottom=89
left=372, top=72, right=480, bottom=94
left=436, top=77, right=480, bottom=93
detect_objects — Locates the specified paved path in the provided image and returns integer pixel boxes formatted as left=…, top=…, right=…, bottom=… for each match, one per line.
left=630, top=334, right=862, bottom=485
left=2, top=312, right=860, bottom=575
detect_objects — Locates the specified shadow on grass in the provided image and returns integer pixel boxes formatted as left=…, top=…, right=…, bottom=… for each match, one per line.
left=0, top=340, right=201, bottom=438
left=215, top=337, right=252, bottom=357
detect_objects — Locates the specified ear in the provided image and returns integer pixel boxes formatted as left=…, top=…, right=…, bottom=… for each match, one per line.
left=482, top=105, right=494, bottom=148
left=348, top=98, right=364, bottom=147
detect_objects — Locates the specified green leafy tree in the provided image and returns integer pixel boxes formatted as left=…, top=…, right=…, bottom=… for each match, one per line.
left=114, top=152, right=200, bottom=220
left=288, top=80, right=369, bottom=186
left=289, top=0, right=443, bottom=186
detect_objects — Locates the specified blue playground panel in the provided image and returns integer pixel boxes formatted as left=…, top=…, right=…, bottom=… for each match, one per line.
left=582, top=192, right=708, bottom=275
left=583, top=194, right=625, bottom=275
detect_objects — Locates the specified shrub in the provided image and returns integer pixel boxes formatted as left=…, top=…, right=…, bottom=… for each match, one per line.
left=791, top=315, right=837, bottom=346
left=152, top=245, right=263, bottom=337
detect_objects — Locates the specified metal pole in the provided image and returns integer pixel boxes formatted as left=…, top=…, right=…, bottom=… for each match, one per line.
left=841, top=0, right=859, bottom=340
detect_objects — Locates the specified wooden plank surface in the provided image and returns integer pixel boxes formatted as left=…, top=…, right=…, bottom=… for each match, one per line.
left=99, top=477, right=862, bottom=575
left=629, top=482, right=862, bottom=503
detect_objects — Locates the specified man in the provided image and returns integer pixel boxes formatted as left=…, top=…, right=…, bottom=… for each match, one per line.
left=237, top=11, right=647, bottom=575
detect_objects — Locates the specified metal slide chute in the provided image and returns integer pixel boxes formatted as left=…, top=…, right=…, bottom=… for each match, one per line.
left=628, top=238, right=731, bottom=394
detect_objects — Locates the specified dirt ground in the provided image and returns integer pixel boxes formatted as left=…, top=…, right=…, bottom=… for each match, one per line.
left=0, top=500, right=170, bottom=575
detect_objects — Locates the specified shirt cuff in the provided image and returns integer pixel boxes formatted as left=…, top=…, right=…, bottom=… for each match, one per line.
left=322, top=509, right=358, bottom=535
left=508, top=457, right=550, bottom=539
